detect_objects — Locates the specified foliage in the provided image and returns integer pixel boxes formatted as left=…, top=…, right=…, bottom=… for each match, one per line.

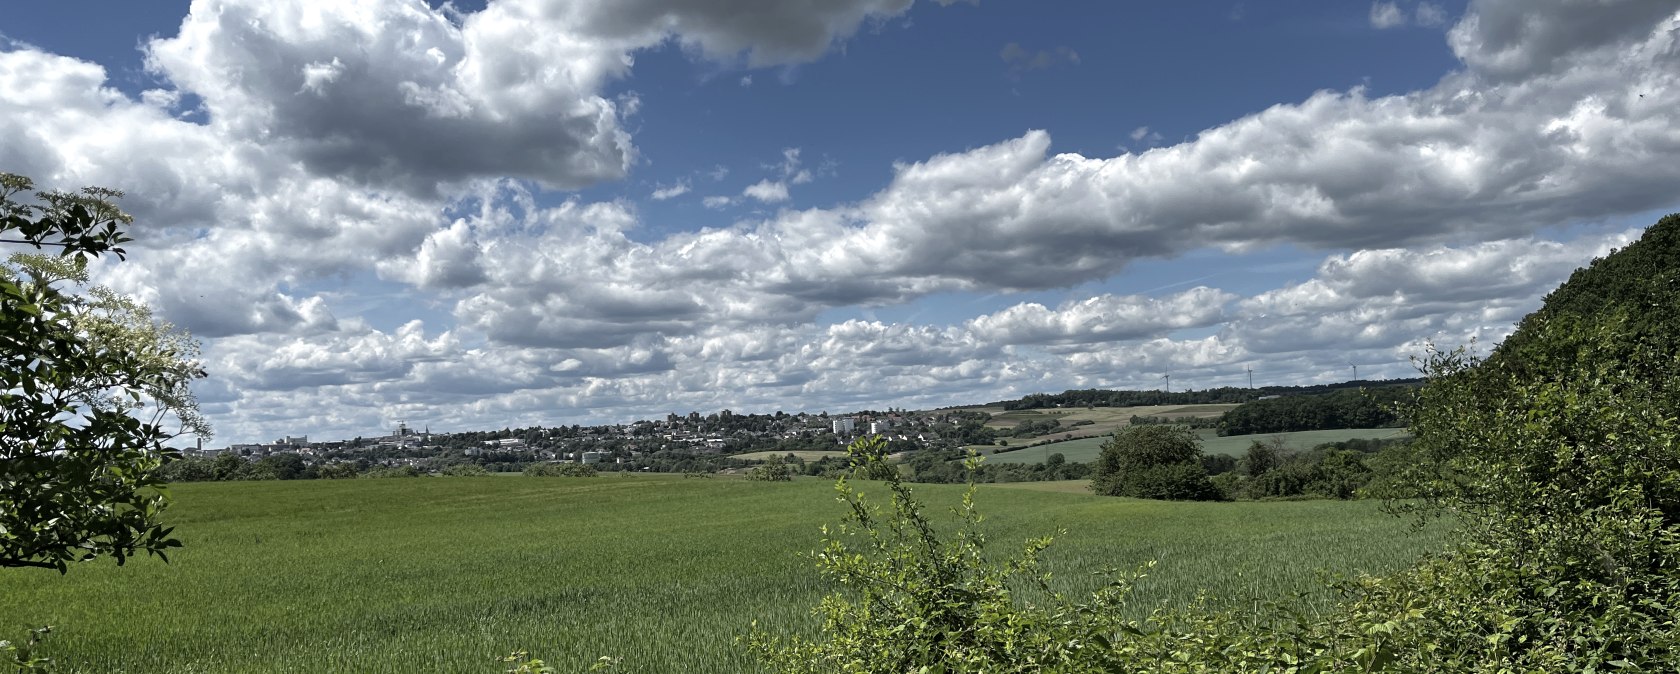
left=1210, top=436, right=1392, bottom=500
left=745, top=456, right=795, bottom=481
left=1000, top=379, right=1422, bottom=411
left=361, top=465, right=425, bottom=478
left=442, top=463, right=491, bottom=477
left=1371, top=321, right=1680, bottom=669
left=745, top=439, right=1148, bottom=673
left=903, top=448, right=1090, bottom=484
left=1, top=626, right=53, bottom=674
left=524, top=462, right=598, bottom=477
left=1089, top=425, right=1220, bottom=501
left=1217, top=386, right=1412, bottom=436
left=845, top=435, right=901, bottom=480
left=1, top=173, right=207, bottom=573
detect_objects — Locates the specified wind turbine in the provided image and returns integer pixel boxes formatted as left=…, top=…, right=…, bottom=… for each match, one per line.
left=1246, top=367, right=1254, bottom=389
left=1161, top=373, right=1171, bottom=393
left=1349, top=363, right=1358, bottom=382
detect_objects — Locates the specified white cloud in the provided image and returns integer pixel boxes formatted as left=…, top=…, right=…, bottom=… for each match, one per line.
left=6, top=0, right=1680, bottom=442
left=966, top=287, right=1236, bottom=346
left=1370, top=2, right=1407, bottom=29
left=145, top=0, right=637, bottom=194
left=651, top=180, right=692, bottom=200
left=743, top=179, right=790, bottom=203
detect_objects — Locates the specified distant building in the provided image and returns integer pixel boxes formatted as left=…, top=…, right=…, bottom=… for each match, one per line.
left=833, top=417, right=856, bottom=434
left=581, top=451, right=606, bottom=464
left=868, top=420, right=892, bottom=435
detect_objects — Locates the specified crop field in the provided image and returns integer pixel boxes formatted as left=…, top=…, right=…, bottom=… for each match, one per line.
left=729, top=450, right=847, bottom=462
left=0, top=476, right=1443, bottom=674
left=1197, top=428, right=1412, bottom=456
left=986, top=427, right=1409, bottom=464
left=965, top=403, right=1242, bottom=456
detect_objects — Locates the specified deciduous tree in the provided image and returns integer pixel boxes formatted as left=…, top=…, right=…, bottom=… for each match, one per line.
left=1, top=173, right=208, bottom=573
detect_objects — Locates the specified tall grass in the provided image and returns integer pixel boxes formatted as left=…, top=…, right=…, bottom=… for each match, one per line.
left=0, top=476, right=1442, bottom=673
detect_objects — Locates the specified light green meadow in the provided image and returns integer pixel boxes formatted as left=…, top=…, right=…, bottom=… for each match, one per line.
left=0, top=475, right=1442, bottom=674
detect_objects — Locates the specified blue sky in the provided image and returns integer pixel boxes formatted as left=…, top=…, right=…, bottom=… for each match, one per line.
left=3, top=0, right=1676, bottom=444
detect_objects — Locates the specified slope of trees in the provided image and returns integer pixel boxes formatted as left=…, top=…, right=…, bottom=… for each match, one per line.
left=997, top=379, right=1422, bottom=411
left=1215, top=386, right=1414, bottom=436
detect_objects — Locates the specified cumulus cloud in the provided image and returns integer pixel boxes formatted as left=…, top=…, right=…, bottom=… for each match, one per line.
left=144, top=0, right=636, bottom=194
left=7, top=0, right=1680, bottom=443
left=1447, top=0, right=1677, bottom=82
left=743, top=179, right=790, bottom=203
left=966, top=287, right=1235, bottom=346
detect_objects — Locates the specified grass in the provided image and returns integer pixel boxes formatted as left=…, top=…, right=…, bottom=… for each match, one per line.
left=986, top=427, right=1410, bottom=464
left=729, top=450, right=847, bottom=462
left=0, top=476, right=1443, bottom=674
left=1197, top=428, right=1412, bottom=456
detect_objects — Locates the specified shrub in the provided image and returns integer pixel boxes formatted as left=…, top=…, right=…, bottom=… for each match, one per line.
left=524, top=462, right=597, bottom=477
left=361, top=465, right=423, bottom=479
left=745, top=440, right=1146, bottom=672
left=1090, top=425, right=1220, bottom=501
left=744, top=457, right=794, bottom=481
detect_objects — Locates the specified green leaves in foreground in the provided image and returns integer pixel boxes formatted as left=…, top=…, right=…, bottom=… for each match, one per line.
left=1, top=626, right=53, bottom=674
left=3, top=174, right=206, bottom=573
left=744, top=437, right=1147, bottom=673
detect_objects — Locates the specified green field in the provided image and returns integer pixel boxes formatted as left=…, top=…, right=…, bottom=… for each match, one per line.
left=729, top=450, right=847, bottom=462
left=0, top=476, right=1443, bottom=673
left=1197, top=428, right=1412, bottom=456
left=986, top=427, right=1409, bottom=464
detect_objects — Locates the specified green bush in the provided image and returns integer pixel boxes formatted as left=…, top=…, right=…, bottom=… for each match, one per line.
left=442, top=463, right=490, bottom=477
left=745, top=441, right=1146, bottom=672
left=524, top=462, right=597, bottom=477
left=745, top=457, right=794, bottom=481
left=1090, top=425, right=1220, bottom=501
left=360, top=465, right=424, bottom=479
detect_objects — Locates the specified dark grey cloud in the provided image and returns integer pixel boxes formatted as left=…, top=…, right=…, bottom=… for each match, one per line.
left=1449, top=0, right=1679, bottom=81
left=569, top=0, right=915, bottom=66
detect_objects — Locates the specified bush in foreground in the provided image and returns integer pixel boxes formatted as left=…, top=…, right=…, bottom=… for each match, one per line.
left=744, top=440, right=1145, bottom=672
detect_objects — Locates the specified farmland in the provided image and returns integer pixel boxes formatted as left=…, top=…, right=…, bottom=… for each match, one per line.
left=985, top=427, right=1410, bottom=464
left=729, top=450, right=848, bottom=462
left=0, top=476, right=1443, bottom=674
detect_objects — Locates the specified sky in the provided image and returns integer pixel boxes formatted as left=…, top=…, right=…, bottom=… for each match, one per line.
left=2, top=0, right=1678, bottom=445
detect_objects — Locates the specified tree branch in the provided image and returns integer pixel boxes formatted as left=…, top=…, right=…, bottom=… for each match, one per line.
left=0, top=557, right=61, bottom=570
